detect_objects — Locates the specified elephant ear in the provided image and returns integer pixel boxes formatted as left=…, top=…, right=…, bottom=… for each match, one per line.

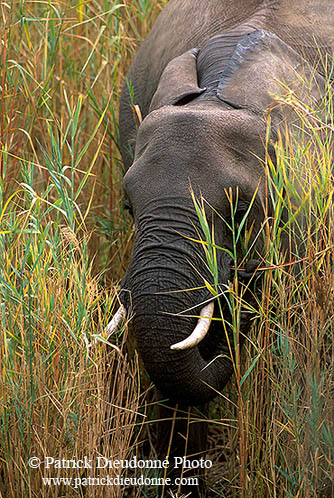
left=149, top=49, right=206, bottom=112
left=217, top=30, right=326, bottom=122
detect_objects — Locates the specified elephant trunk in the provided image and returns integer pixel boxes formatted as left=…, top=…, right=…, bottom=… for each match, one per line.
left=124, top=230, right=235, bottom=405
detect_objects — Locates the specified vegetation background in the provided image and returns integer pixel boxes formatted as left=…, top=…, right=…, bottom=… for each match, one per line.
left=0, top=1, right=333, bottom=497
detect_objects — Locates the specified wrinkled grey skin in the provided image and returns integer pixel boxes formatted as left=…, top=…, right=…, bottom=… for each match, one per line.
left=117, top=1, right=332, bottom=495
left=119, top=0, right=331, bottom=404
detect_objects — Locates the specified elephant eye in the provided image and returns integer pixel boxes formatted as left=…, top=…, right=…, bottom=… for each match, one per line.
left=124, top=197, right=133, bottom=217
left=234, top=202, right=250, bottom=225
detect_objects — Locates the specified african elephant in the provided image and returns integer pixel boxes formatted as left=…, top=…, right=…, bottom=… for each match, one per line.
left=114, top=1, right=333, bottom=495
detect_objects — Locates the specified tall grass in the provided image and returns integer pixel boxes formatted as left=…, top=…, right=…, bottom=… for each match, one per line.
left=0, top=2, right=165, bottom=497
left=0, top=1, right=333, bottom=498
left=192, top=86, right=334, bottom=497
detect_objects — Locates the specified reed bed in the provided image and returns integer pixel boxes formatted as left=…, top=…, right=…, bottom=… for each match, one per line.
left=197, top=88, right=334, bottom=497
left=0, top=2, right=164, bottom=497
left=0, top=2, right=333, bottom=497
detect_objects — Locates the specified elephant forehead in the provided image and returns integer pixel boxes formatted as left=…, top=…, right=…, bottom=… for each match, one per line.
left=135, top=106, right=268, bottom=159
left=124, top=107, right=268, bottom=208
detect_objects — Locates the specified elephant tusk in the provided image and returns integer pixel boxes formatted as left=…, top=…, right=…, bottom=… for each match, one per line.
left=170, top=302, right=214, bottom=351
left=105, top=305, right=127, bottom=337
left=87, top=305, right=126, bottom=349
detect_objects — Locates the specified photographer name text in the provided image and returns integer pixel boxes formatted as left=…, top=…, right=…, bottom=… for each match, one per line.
left=30, top=456, right=213, bottom=470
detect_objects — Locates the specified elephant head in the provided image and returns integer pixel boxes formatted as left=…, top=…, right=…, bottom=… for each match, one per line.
left=117, top=30, right=326, bottom=406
